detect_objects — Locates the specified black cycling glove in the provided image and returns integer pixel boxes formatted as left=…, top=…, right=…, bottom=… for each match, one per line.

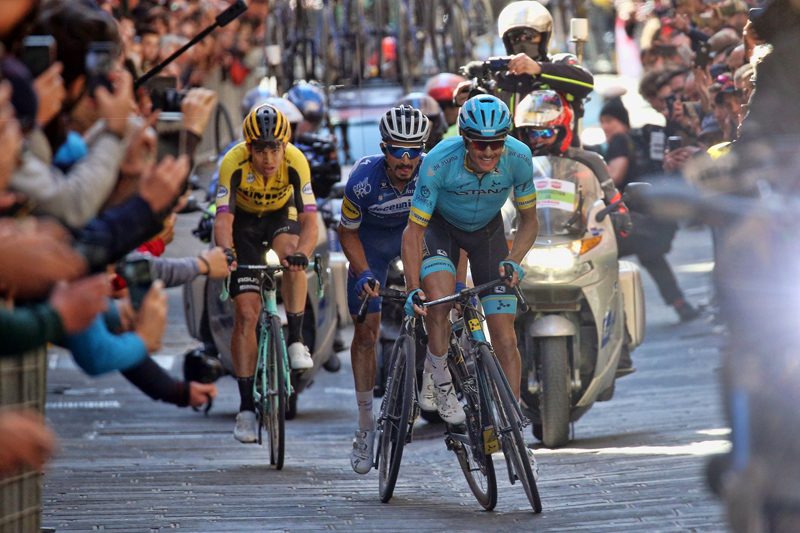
left=223, top=248, right=236, bottom=266
left=285, top=253, right=309, bottom=268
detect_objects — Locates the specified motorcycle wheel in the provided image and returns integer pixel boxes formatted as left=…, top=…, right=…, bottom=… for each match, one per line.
left=532, top=422, right=543, bottom=442
left=539, top=337, right=571, bottom=448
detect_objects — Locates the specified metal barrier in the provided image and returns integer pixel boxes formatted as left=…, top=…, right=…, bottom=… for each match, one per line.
left=0, top=348, right=47, bottom=532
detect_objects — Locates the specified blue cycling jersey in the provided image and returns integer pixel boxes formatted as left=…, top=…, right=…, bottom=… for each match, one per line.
left=340, top=154, right=422, bottom=235
left=410, top=136, right=539, bottom=232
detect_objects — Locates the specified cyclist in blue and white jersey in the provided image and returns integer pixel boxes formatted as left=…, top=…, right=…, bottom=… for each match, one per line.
left=401, top=95, right=542, bottom=475
left=337, top=105, right=430, bottom=474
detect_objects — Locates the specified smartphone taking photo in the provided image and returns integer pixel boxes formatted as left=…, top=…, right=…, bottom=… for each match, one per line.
left=85, top=41, right=115, bottom=96
left=21, top=35, right=57, bottom=78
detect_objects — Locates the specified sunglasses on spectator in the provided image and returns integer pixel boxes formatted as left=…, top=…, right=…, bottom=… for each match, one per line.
left=507, top=29, right=541, bottom=44
left=524, top=128, right=556, bottom=141
left=383, top=144, right=424, bottom=159
left=467, top=137, right=507, bottom=151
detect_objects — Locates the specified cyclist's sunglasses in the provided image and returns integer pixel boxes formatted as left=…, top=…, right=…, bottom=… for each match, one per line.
left=524, top=128, right=557, bottom=142
left=383, top=144, right=424, bottom=159
left=508, top=29, right=541, bottom=44
left=467, top=137, right=506, bottom=151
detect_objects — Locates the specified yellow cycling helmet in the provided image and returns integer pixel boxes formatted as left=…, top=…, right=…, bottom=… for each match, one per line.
left=243, top=103, right=291, bottom=144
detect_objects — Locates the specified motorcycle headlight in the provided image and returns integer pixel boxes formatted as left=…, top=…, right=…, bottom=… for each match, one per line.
left=523, top=237, right=600, bottom=283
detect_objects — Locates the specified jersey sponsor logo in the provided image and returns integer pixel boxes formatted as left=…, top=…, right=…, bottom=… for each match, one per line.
left=368, top=198, right=412, bottom=216
left=410, top=209, right=430, bottom=227
left=246, top=173, right=256, bottom=184
left=353, top=178, right=372, bottom=198
left=431, top=155, right=459, bottom=171
left=380, top=180, right=390, bottom=190
left=217, top=185, right=228, bottom=198
left=342, top=197, right=360, bottom=220
left=238, top=277, right=259, bottom=284
left=493, top=285, right=507, bottom=294
left=419, top=185, right=431, bottom=199
left=513, top=151, right=532, bottom=165
left=302, top=182, right=313, bottom=195
left=436, top=249, right=448, bottom=257
left=451, top=186, right=510, bottom=196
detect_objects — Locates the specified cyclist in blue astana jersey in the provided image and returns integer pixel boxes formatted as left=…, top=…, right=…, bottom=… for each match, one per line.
left=402, top=96, right=541, bottom=474
left=337, top=106, right=431, bottom=474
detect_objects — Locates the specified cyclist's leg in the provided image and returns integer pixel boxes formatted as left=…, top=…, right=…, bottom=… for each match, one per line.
left=421, top=215, right=464, bottom=423
left=459, top=213, right=521, bottom=400
left=270, top=213, right=312, bottom=368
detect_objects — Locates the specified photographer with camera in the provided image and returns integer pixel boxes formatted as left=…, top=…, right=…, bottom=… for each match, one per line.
left=454, top=0, right=593, bottom=126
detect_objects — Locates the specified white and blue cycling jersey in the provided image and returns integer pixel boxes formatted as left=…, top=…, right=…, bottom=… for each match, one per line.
left=409, top=136, right=539, bottom=232
left=340, top=154, right=423, bottom=315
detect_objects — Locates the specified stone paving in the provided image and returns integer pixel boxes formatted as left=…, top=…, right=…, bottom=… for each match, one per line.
left=40, top=212, right=730, bottom=531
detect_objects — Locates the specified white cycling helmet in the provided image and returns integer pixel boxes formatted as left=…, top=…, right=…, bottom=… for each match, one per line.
left=497, top=1, right=553, bottom=59
left=379, top=105, right=431, bottom=144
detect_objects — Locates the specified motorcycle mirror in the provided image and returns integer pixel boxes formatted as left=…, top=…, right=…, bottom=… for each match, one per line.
left=330, top=182, right=346, bottom=199
left=622, top=182, right=651, bottom=212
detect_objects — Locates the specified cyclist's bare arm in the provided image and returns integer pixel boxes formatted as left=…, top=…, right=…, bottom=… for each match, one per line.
left=338, top=223, right=380, bottom=298
left=506, top=205, right=538, bottom=265
left=401, top=219, right=426, bottom=294
left=294, top=211, right=319, bottom=259
left=213, top=212, right=234, bottom=252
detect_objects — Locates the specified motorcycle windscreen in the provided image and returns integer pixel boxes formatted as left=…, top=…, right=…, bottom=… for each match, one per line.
left=533, top=156, right=603, bottom=236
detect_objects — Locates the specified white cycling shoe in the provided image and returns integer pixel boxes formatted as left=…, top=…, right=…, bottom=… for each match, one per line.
left=233, top=411, right=257, bottom=443
left=435, top=382, right=466, bottom=424
left=418, top=372, right=438, bottom=411
left=527, top=447, right=540, bottom=482
left=288, top=342, right=314, bottom=370
left=350, top=428, right=376, bottom=474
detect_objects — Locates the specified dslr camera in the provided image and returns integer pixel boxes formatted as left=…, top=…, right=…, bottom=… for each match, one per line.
left=296, top=132, right=342, bottom=199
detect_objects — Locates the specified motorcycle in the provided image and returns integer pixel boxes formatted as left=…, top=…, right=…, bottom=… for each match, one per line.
left=504, top=156, right=646, bottom=448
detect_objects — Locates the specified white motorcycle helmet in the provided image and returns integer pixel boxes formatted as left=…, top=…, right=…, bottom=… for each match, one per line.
left=497, top=1, right=554, bottom=60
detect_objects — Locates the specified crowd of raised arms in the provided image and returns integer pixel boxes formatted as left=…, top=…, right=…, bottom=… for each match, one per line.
left=0, top=0, right=786, bottom=515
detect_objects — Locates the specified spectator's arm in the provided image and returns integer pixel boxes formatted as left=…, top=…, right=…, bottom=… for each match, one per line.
left=61, top=316, right=147, bottom=376
left=0, top=303, right=64, bottom=356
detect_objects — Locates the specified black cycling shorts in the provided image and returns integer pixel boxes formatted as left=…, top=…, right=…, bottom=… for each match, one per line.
left=421, top=211, right=516, bottom=314
left=230, top=206, right=301, bottom=298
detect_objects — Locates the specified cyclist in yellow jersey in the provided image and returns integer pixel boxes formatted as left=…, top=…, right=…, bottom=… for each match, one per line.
left=214, top=104, right=319, bottom=443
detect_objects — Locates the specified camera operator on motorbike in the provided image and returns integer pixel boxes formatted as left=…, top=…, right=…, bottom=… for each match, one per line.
left=337, top=105, right=431, bottom=474
left=454, top=0, right=594, bottom=129
left=514, top=89, right=636, bottom=375
left=401, top=95, right=542, bottom=476
left=214, top=104, right=319, bottom=443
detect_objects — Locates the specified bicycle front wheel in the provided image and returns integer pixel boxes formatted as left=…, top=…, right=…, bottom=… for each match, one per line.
left=267, top=315, right=287, bottom=470
left=377, top=334, right=414, bottom=503
left=480, top=345, right=542, bottom=513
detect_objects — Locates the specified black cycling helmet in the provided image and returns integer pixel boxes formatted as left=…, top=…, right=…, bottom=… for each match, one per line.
left=243, top=103, right=291, bottom=144
left=379, top=104, right=431, bottom=144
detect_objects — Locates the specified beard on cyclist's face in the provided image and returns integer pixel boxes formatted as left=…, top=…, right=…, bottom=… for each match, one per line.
left=382, top=142, right=423, bottom=182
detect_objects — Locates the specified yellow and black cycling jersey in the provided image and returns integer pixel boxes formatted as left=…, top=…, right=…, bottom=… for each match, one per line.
left=215, top=141, right=317, bottom=217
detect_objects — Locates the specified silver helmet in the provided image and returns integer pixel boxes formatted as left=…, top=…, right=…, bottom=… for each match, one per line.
left=497, top=1, right=553, bottom=59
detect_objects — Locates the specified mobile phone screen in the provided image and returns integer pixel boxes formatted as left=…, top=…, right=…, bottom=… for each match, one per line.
left=121, top=258, right=153, bottom=311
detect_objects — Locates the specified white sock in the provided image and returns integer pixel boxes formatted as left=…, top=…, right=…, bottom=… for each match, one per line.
left=356, top=390, right=375, bottom=430
left=427, top=349, right=451, bottom=386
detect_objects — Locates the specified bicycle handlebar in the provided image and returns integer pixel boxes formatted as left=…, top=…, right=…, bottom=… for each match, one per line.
left=355, top=282, right=406, bottom=324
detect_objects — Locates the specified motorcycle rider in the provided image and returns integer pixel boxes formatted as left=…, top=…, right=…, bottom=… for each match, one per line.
left=515, top=89, right=636, bottom=374
left=395, top=93, right=448, bottom=150
left=454, top=1, right=594, bottom=128
left=338, top=105, right=431, bottom=474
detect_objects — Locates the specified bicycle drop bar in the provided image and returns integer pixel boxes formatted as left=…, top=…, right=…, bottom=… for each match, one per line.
left=423, top=267, right=528, bottom=311
left=356, top=283, right=407, bottom=324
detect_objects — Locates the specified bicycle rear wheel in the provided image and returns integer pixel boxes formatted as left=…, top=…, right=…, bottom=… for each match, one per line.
left=448, top=337, right=497, bottom=510
left=267, top=315, right=287, bottom=470
left=480, top=345, right=542, bottom=513
left=377, top=334, right=414, bottom=503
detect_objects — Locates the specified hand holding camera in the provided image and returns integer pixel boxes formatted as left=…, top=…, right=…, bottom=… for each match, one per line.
left=32, top=62, right=65, bottom=127
left=138, top=154, right=191, bottom=213
left=133, top=279, right=168, bottom=353
left=49, top=274, right=110, bottom=334
left=94, top=68, right=135, bottom=138
left=507, top=53, right=542, bottom=76
left=180, top=88, right=218, bottom=137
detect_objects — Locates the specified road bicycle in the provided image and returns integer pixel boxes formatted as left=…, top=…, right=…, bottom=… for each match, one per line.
left=222, top=256, right=324, bottom=470
left=360, top=271, right=542, bottom=511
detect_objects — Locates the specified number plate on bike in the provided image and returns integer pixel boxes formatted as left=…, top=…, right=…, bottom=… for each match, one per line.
left=483, top=428, right=500, bottom=454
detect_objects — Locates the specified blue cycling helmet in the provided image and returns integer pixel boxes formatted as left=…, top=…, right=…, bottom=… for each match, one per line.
left=458, top=95, right=511, bottom=140
left=285, top=81, right=327, bottom=124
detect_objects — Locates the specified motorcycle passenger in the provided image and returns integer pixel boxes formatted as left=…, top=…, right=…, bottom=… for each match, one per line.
left=402, top=95, right=541, bottom=478
left=515, top=90, right=636, bottom=374
left=337, top=105, right=430, bottom=474
left=424, top=73, right=467, bottom=138
left=395, top=93, right=448, bottom=151
left=214, top=104, right=319, bottom=443
left=454, top=1, right=594, bottom=126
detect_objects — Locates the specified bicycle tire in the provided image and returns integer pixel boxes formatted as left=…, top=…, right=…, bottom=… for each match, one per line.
left=255, top=317, right=269, bottom=447
left=480, top=345, right=542, bottom=513
left=449, top=341, right=498, bottom=510
left=267, top=315, right=286, bottom=470
left=377, top=334, right=414, bottom=503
